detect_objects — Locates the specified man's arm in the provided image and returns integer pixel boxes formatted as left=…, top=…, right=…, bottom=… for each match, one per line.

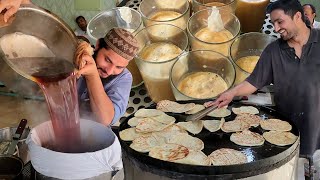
left=209, top=81, right=257, bottom=108
left=208, top=43, right=274, bottom=108
left=85, top=73, right=115, bottom=126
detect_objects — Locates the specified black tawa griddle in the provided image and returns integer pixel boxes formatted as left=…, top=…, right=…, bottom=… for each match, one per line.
left=119, top=100, right=300, bottom=179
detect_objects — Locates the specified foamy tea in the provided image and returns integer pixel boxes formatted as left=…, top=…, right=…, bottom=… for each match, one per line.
left=9, top=57, right=81, bottom=153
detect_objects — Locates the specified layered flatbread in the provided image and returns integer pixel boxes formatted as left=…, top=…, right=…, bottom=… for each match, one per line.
left=185, top=104, right=205, bottom=114
left=263, top=131, right=297, bottom=146
left=207, top=108, right=231, bottom=118
left=235, top=113, right=262, bottom=127
left=230, top=130, right=265, bottom=146
left=174, top=150, right=211, bottom=166
left=128, top=117, right=144, bottom=127
left=149, top=144, right=189, bottom=161
left=162, top=124, right=187, bottom=133
left=119, top=127, right=144, bottom=141
left=221, top=120, right=250, bottom=133
left=203, top=118, right=225, bottom=132
left=136, top=118, right=172, bottom=133
left=260, top=119, right=292, bottom=131
left=130, top=134, right=166, bottom=153
left=209, top=148, right=247, bottom=166
left=157, top=100, right=195, bottom=113
left=135, top=109, right=164, bottom=117
left=176, top=120, right=204, bottom=134
left=151, top=113, right=176, bottom=125
left=232, top=106, right=259, bottom=115
left=166, top=134, right=204, bottom=151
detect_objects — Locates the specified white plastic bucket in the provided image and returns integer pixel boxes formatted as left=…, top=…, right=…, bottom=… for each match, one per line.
left=26, top=119, right=122, bottom=179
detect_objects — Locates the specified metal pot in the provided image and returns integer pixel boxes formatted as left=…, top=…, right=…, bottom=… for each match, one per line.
left=0, top=4, right=77, bottom=98
left=0, top=119, right=28, bottom=179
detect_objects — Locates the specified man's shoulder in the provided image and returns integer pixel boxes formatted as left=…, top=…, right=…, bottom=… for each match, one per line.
left=106, top=68, right=132, bottom=84
left=313, top=21, right=320, bottom=29
left=118, top=68, right=132, bottom=80
left=74, top=28, right=85, bottom=36
left=263, top=38, right=281, bottom=52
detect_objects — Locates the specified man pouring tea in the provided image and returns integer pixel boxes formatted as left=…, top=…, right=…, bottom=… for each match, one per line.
left=0, top=0, right=139, bottom=126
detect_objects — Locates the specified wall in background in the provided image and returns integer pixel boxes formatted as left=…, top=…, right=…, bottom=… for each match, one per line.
left=300, top=0, right=320, bottom=21
left=32, top=0, right=116, bottom=30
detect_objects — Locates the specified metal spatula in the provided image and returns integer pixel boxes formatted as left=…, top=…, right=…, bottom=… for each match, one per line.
left=184, top=105, right=218, bottom=122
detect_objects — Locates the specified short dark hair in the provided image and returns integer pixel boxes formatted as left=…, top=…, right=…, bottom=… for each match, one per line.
left=93, top=38, right=109, bottom=60
left=267, top=0, right=306, bottom=22
left=75, top=16, right=85, bottom=23
left=303, top=4, right=316, bottom=14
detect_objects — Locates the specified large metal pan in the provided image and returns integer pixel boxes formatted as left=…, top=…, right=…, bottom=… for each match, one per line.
left=0, top=4, right=77, bottom=98
left=0, top=119, right=27, bottom=179
left=119, top=100, right=300, bottom=179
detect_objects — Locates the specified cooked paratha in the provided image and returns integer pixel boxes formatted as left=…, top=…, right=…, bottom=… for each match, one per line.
left=209, top=148, right=247, bottom=166
left=263, top=131, right=297, bottom=146
left=185, top=104, right=205, bottom=114
left=151, top=113, right=176, bottom=125
left=232, top=106, right=259, bottom=115
left=207, top=108, right=231, bottom=118
left=260, top=119, right=292, bottom=131
left=153, top=125, right=188, bottom=140
left=130, top=134, right=166, bottom=153
left=119, top=127, right=144, bottom=141
left=203, top=118, right=225, bottom=132
left=136, top=118, right=171, bottom=133
left=162, top=124, right=187, bottom=133
left=234, top=113, right=262, bottom=127
left=166, top=134, right=204, bottom=151
left=176, top=120, right=204, bottom=134
left=174, top=150, right=211, bottom=166
left=135, top=109, right=164, bottom=117
left=157, top=100, right=195, bottom=113
left=128, top=116, right=144, bottom=127
left=230, top=129, right=265, bottom=146
left=149, top=144, right=189, bottom=161
left=221, top=120, right=250, bottom=133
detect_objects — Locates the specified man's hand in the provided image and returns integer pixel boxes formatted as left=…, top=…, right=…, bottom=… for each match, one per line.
left=75, top=54, right=99, bottom=78
left=204, top=89, right=236, bottom=108
left=204, top=81, right=258, bottom=108
left=0, top=0, right=30, bottom=23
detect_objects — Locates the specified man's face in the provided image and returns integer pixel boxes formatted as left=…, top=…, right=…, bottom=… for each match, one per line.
left=95, top=48, right=129, bottom=78
left=303, top=5, right=316, bottom=24
left=76, top=17, right=87, bottom=31
left=270, top=9, right=298, bottom=41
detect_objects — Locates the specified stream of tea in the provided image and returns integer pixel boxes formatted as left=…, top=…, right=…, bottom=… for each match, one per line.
left=9, top=57, right=81, bottom=153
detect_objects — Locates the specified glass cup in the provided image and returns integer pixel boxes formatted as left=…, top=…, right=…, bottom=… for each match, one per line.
left=87, top=7, right=144, bottom=88
left=134, top=24, right=189, bottom=103
left=170, top=50, right=235, bottom=101
left=139, top=0, right=190, bottom=30
left=187, top=9, right=240, bottom=56
left=235, top=0, right=270, bottom=33
left=192, top=0, right=236, bottom=13
left=229, top=32, right=276, bottom=85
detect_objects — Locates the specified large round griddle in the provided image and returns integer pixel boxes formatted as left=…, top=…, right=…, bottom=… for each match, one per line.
left=119, top=100, right=300, bottom=179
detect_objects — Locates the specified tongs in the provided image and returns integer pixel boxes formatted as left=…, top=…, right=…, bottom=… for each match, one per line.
left=182, top=96, right=244, bottom=122
left=184, top=105, right=218, bottom=122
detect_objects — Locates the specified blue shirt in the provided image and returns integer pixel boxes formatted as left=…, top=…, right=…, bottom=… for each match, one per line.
left=77, top=68, right=132, bottom=125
